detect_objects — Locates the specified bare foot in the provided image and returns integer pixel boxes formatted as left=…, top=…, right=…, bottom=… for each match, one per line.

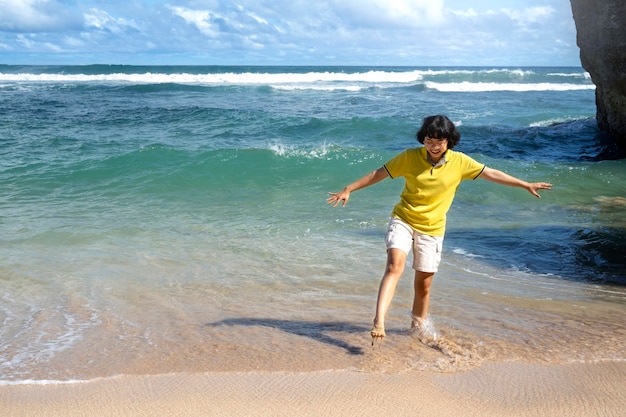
left=409, top=315, right=438, bottom=344
left=370, top=322, right=385, bottom=345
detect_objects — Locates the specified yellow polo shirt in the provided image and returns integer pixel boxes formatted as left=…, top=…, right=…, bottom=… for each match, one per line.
left=384, top=147, right=485, bottom=236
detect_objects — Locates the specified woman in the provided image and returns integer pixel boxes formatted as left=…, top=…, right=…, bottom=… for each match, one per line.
left=327, top=115, right=552, bottom=343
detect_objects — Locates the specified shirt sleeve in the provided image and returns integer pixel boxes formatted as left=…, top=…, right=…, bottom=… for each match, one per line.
left=383, top=149, right=410, bottom=179
left=459, top=153, right=486, bottom=180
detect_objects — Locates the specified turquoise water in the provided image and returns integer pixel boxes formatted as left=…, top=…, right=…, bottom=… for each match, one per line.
left=0, top=66, right=624, bottom=382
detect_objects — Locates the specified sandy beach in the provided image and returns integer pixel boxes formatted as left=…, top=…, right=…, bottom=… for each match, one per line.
left=2, top=361, right=624, bottom=417
left=2, top=65, right=624, bottom=416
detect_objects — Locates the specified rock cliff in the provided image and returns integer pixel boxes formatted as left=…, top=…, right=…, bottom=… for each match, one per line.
left=570, top=0, right=626, bottom=151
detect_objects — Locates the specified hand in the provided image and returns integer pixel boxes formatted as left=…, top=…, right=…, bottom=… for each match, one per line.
left=527, top=182, right=552, bottom=198
left=327, top=189, right=350, bottom=207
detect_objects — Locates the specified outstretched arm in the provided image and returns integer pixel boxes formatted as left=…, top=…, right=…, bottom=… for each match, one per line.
left=479, top=167, right=552, bottom=198
left=327, top=167, right=389, bottom=207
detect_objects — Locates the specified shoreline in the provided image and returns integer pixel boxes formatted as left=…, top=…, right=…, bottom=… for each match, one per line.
left=2, top=360, right=624, bottom=417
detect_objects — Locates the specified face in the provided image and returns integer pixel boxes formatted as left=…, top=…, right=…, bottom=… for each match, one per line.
left=423, top=137, right=448, bottom=162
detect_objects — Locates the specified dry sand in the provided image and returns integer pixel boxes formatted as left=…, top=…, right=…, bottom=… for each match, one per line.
left=2, top=361, right=624, bottom=417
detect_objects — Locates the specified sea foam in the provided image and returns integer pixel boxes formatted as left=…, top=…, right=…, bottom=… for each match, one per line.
left=425, top=81, right=595, bottom=92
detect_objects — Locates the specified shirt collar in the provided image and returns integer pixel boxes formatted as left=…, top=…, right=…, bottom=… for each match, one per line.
left=426, top=150, right=447, bottom=168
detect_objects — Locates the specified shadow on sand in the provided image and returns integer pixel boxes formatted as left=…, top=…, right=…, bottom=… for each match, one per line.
left=206, top=318, right=368, bottom=355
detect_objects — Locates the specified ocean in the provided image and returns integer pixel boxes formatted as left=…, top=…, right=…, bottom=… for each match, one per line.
left=0, top=65, right=624, bottom=382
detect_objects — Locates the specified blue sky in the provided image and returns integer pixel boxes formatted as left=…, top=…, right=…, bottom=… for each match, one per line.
left=0, top=0, right=581, bottom=66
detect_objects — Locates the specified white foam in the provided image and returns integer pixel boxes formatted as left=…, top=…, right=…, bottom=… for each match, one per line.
left=0, top=378, right=86, bottom=386
left=0, top=300, right=102, bottom=380
left=270, top=84, right=365, bottom=92
left=452, top=247, right=484, bottom=258
left=529, top=117, right=577, bottom=127
left=0, top=374, right=125, bottom=386
left=0, top=69, right=593, bottom=94
left=547, top=71, right=590, bottom=79
left=267, top=141, right=334, bottom=159
left=425, top=81, right=595, bottom=93
left=0, top=70, right=423, bottom=86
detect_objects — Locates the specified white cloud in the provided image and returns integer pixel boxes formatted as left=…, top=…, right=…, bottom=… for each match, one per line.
left=385, top=0, right=445, bottom=21
left=168, top=6, right=221, bottom=37
left=0, top=0, right=82, bottom=32
left=331, top=0, right=445, bottom=28
left=16, top=33, right=62, bottom=52
left=451, top=8, right=479, bottom=19
left=0, top=0, right=580, bottom=66
left=16, top=34, right=35, bottom=48
left=84, top=8, right=140, bottom=33
left=166, top=3, right=290, bottom=51
left=64, top=36, right=86, bottom=48
left=247, top=12, right=268, bottom=26
left=503, top=6, right=555, bottom=29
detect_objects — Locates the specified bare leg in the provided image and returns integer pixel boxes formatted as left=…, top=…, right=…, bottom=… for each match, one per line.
left=411, top=270, right=434, bottom=320
left=371, top=248, right=407, bottom=338
left=410, top=271, right=439, bottom=342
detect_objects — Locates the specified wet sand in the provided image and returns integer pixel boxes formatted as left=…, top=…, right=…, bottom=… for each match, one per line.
left=2, top=361, right=624, bottom=417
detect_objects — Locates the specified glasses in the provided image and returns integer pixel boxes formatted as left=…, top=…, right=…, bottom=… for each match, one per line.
left=423, top=137, right=448, bottom=147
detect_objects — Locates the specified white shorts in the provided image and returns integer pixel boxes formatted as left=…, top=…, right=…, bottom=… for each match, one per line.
left=385, top=218, right=443, bottom=273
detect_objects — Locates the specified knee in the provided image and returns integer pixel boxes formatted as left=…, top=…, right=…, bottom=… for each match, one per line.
left=385, top=260, right=405, bottom=276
